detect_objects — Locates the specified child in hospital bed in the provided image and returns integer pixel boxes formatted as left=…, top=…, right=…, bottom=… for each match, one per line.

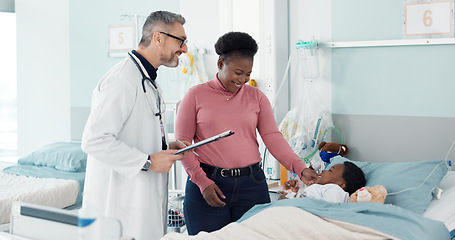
left=278, top=161, right=366, bottom=203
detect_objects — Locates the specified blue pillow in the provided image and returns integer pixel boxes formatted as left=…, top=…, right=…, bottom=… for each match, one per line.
left=328, top=156, right=449, bottom=214
left=18, top=142, right=87, bottom=172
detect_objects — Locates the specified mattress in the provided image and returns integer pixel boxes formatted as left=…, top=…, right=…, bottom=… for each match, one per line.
left=3, top=165, right=85, bottom=204
left=424, top=170, right=455, bottom=231
left=0, top=172, right=79, bottom=224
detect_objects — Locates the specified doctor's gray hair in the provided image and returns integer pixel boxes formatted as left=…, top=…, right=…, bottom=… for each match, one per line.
left=140, top=11, right=186, bottom=47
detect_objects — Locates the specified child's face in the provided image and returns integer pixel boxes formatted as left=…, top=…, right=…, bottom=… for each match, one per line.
left=314, top=164, right=346, bottom=189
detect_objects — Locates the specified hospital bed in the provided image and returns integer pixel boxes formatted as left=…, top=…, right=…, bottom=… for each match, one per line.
left=0, top=142, right=86, bottom=226
left=162, top=156, right=455, bottom=240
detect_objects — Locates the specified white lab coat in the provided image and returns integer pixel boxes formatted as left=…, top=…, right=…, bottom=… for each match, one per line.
left=82, top=52, right=169, bottom=240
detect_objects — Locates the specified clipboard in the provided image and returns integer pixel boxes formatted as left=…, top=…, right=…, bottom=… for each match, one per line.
left=174, top=130, right=235, bottom=155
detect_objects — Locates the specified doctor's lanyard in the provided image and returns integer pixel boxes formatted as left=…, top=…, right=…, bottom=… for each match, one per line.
left=128, top=52, right=167, bottom=150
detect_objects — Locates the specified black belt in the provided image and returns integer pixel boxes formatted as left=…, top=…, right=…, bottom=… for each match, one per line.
left=200, top=162, right=261, bottom=177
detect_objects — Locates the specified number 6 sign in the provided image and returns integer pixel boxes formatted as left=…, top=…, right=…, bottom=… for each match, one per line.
left=405, top=1, right=453, bottom=36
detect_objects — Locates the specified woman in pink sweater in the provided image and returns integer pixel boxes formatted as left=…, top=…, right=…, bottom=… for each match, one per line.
left=174, top=31, right=318, bottom=235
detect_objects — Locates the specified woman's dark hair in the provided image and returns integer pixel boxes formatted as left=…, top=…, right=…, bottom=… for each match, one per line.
left=342, top=161, right=366, bottom=195
left=214, top=31, right=258, bottom=63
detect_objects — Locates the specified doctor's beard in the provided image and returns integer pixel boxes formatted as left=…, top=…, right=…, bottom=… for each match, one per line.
left=161, top=51, right=181, bottom=68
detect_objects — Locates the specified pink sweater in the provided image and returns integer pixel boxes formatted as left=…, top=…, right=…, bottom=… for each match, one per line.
left=175, top=78, right=306, bottom=193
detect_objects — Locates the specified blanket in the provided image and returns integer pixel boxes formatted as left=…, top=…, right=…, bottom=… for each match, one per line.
left=162, top=198, right=450, bottom=240
left=240, top=198, right=450, bottom=240
left=162, top=206, right=397, bottom=240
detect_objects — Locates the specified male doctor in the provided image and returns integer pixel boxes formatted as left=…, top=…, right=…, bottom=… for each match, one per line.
left=81, top=11, right=189, bottom=240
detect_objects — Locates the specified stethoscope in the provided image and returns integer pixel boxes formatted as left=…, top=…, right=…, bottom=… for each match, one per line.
left=128, top=52, right=167, bottom=150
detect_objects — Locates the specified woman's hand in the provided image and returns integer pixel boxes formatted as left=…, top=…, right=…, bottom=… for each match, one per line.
left=300, top=168, right=319, bottom=186
left=202, top=183, right=226, bottom=207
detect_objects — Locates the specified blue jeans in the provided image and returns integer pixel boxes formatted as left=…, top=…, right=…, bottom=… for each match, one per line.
left=183, top=166, right=270, bottom=235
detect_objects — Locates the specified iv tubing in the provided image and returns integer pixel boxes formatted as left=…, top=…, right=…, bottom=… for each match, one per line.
left=387, top=135, right=454, bottom=196
left=271, top=51, right=294, bottom=110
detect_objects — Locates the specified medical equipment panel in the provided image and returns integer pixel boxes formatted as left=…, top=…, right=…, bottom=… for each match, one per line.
left=9, top=202, right=122, bottom=240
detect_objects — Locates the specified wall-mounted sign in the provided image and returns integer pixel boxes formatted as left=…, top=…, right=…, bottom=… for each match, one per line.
left=109, top=25, right=135, bottom=57
left=404, top=1, right=454, bottom=37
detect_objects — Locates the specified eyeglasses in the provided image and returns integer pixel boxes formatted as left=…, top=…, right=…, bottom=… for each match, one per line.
left=160, top=31, right=188, bottom=48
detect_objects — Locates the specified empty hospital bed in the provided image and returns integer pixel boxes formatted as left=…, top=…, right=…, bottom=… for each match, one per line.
left=0, top=142, right=86, bottom=226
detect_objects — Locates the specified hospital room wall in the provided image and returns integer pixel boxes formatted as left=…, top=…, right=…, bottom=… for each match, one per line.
left=330, top=0, right=455, bottom=163
left=0, top=0, right=14, bottom=12
left=16, top=0, right=180, bottom=156
left=16, top=0, right=71, bottom=157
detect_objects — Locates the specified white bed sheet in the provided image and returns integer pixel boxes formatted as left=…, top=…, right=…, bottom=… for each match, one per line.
left=424, top=171, right=455, bottom=231
left=0, top=172, right=79, bottom=224
left=163, top=206, right=398, bottom=240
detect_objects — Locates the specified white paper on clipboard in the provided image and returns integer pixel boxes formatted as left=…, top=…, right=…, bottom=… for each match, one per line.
left=174, top=130, right=235, bottom=155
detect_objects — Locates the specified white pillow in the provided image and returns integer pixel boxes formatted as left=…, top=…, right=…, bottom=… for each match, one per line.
left=423, top=171, right=455, bottom=231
